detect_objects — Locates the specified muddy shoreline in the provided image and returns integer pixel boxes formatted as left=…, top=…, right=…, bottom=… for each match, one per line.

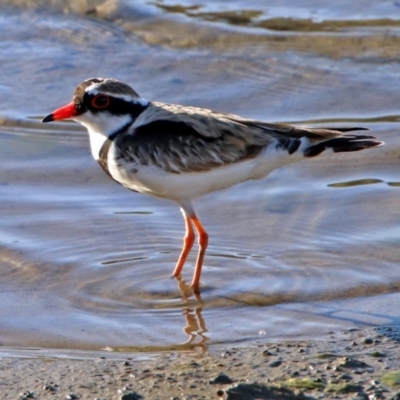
left=2, top=326, right=400, bottom=399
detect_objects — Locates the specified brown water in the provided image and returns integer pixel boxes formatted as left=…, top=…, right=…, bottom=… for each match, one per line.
left=0, top=0, right=400, bottom=355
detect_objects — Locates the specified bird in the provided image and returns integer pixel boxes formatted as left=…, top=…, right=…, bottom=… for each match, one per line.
left=42, top=77, right=384, bottom=293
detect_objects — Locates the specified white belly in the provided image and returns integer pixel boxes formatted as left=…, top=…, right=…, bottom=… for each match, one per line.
left=107, top=145, right=303, bottom=202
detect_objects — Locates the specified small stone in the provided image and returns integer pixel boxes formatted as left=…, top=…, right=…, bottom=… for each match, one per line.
left=337, top=357, right=370, bottom=369
left=120, top=392, right=143, bottom=400
left=354, top=370, right=363, bottom=375
left=369, top=393, right=386, bottom=400
left=19, top=392, right=35, bottom=400
left=364, top=337, right=373, bottom=344
left=262, top=350, right=273, bottom=356
left=190, top=361, right=200, bottom=368
left=226, top=383, right=307, bottom=399
left=352, top=393, right=368, bottom=400
left=44, top=384, right=58, bottom=392
left=269, top=360, right=282, bottom=368
left=209, top=373, right=234, bottom=385
left=370, top=351, right=385, bottom=358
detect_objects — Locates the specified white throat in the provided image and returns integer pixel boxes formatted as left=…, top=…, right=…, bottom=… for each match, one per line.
left=74, top=112, right=133, bottom=160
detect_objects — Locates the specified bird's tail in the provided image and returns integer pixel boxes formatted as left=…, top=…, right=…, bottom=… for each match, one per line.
left=304, top=134, right=384, bottom=158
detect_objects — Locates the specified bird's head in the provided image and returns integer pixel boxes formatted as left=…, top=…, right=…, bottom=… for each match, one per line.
left=42, top=77, right=149, bottom=136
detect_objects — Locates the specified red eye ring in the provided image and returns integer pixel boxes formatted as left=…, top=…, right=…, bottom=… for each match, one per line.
left=91, top=94, right=110, bottom=109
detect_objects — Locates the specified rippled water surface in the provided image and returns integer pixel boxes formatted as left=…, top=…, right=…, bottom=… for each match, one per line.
left=1, top=0, right=400, bottom=354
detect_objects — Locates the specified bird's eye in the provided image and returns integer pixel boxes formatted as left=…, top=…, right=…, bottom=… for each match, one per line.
left=91, top=94, right=110, bottom=109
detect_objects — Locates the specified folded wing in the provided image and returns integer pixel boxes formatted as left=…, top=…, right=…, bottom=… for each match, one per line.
left=114, top=103, right=383, bottom=173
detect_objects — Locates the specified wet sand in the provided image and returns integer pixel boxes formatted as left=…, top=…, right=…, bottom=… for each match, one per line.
left=0, top=0, right=400, bottom=354
left=2, top=326, right=400, bottom=399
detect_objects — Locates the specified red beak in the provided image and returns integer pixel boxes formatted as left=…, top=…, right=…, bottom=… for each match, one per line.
left=42, top=102, right=78, bottom=123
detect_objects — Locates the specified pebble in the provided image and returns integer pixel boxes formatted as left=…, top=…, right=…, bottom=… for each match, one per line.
left=352, top=393, right=368, bottom=400
left=269, top=360, right=282, bottom=368
left=225, top=382, right=308, bottom=400
left=120, top=392, right=143, bottom=400
left=340, top=373, right=353, bottom=380
left=19, top=392, right=35, bottom=400
left=209, top=373, right=234, bottom=384
left=337, top=357, right=370, bottom=369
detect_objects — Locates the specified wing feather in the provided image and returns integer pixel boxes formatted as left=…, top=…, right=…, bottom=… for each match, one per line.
left=113, top=102, right=379, bottom=173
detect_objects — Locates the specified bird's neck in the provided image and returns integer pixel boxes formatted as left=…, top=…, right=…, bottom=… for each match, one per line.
left=80, top=114, right=132, bottom=160
left=80, top=99, right=149, bottom=160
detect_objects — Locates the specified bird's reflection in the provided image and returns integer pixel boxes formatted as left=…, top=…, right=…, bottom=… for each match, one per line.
left=175, top=275, right=208, bottom=351
left=100, top=276, right=209, bottom=353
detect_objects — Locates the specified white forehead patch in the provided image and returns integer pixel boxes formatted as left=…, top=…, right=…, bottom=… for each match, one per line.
left=85, top=81, right=104, bottom=95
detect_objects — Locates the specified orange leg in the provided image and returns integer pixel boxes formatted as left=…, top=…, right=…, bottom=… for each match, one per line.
left=172, top=211, right=195, bottom=278
left=190, top=214, right=209, bottom=293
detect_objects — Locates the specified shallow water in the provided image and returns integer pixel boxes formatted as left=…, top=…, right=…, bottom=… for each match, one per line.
left=0, top=0, right=400, bottom=354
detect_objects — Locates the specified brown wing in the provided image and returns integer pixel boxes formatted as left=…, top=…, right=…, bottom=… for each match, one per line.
left=115, top=118, right=272, bottom=173
left=114, top=103, right=380, bottom=173
left=139, top=102, right=370, bottom=141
